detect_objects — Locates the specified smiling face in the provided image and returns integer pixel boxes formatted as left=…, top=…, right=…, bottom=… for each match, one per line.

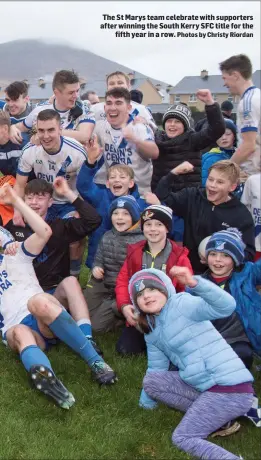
left=143, top=219, right=168, bottom=245
left=37, top=118, right=62, bottom=153
left=24, top=192, right=53, bottom=219
left=54, top=82, right=80, bottom=110
left=221, top=71, right=241, bottom=96
left=165, top=117, right=185, bottom=138
left=107, top=169, right=134, bottom=196
left=4, top=93, right=29, bottom=116
left=107, top=74, right=130, bottom=90
left=136, top=288, right=167, bottom=314
left=207, top=250, right=234, bottom=278
left=216, top=128, right=235, bottom=149
left=206, top=169, right=237, bottom=205
left=104, top=95, right=130, bottom=128
left=111, top=208, right=133, bottom=232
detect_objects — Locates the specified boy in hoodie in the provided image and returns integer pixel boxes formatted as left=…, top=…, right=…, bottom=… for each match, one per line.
left=151, top=90, right=225, bottom=193
left=84, top=196, right=145, bottom=333
left=154, top=160, right=255, bottom=274
left=115, top=204, right=192, bottom=355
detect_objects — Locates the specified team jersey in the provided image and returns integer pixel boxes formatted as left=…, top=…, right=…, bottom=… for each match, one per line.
left=237, top=86, right=261, bottom=175
left=17, top=136, right=87, bottom=204
left=22, top=99, right=95, bottom=131
left=241, top=173, right=261, bottom=252
left=92, top=100, right=157, bottom=131
left=0, top=243, right=43, bottom=335
left=0, top=100, right=33, bottom=125
left=93, top=118, right=155, bottom=195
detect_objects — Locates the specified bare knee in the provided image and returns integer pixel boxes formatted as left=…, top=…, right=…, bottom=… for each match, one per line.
left=9, top=324, right=31, bottom=348
left=28, top=293, right=61, bottom=319
left=60, top=276, right=80, bottom=292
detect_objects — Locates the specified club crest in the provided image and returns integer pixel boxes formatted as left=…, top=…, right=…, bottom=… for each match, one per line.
left=142, top=210, right=154, bottom=220
left=135, top=280, right=146, bottom=292
left=117, top=199, right=126, bottom=208
left=215, top=240, right=225, bottom=250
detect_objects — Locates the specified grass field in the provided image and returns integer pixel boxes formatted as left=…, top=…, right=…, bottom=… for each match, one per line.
left=0, top=264, right=260, bottom=459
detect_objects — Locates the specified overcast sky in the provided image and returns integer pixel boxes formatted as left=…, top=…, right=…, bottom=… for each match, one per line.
left=1, top=1, right=260, bottom=85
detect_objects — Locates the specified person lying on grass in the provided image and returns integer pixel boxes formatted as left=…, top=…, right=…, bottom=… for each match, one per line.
left=0, top=184, right=117, bottom=410
left=129, top=266, right=254, bottom=460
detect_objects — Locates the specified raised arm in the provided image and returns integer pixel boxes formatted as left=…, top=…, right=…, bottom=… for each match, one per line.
left=0, top=185, right=52, bottom=256
left=122, top=125, right=159, bottom=160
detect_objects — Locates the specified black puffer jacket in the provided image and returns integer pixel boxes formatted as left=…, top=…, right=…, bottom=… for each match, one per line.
left=151, top=103, right=225, bottom=192
left=93, top=224, right=145, bottom=289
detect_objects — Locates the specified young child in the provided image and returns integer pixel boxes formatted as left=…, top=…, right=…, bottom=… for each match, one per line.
left=154, top=160, right=255, bottom=273
left=151, top=89, right=225, bottom=193
left=84, top=195, right=144, bottom=333
left=116, top=204, right=192, bottom=355
left=201, top=118, right=237, bottom=186
left=0, top=184, right=116, bottom=410
left=241, top=173, right=261, bottom=261
left=129, top=266, right=254, bottom=460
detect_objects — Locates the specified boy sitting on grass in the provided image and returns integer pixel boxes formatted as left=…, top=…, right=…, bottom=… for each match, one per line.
left=84, top=195, right=144, bottom=333
left=154, top=160, right=255, bottom=274
left=115, top=204, right=193, bottom=355
left=0, top=184, right=116, bottom=410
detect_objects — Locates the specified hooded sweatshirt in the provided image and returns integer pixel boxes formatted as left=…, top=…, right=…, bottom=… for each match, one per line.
left=155, top=173, right=255, bottom=273
left=128, top=268, right=253, bottom=408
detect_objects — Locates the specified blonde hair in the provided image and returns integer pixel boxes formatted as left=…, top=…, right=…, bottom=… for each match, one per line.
left=106, top=71, right=130, bottom=86
left=0, top=110, right=11, bottom=128
left=208, top=160, right=240, bottom=184
left=107, top=164, right=134, bottom=180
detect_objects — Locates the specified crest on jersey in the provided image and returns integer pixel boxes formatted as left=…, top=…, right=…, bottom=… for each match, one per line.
left=214, top=240, right=225, bottom=250
left=142, top=210, right=154, bottom=220
left=117, top=199, right=126, bottom=208
left=135, top=280, right=146, bottom=293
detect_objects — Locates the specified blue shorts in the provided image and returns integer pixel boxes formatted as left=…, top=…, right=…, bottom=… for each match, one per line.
left=48, top=202, right=76, bottom=220
left=20, top=314, right=58, bottom=349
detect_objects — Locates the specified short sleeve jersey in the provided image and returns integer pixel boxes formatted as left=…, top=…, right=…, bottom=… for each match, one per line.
left=0, top=244, right=43, bottom=335
left=17, top=136, right=87, bottom=203
left=241, top=173, right=261, bottom=252
left=237, top=86, right=261, bottom=175
left=93, top=118, right=155, bottom=195
left=92, top=100, right=157, bottom=130
left=23, top=99, right=95, bottom=131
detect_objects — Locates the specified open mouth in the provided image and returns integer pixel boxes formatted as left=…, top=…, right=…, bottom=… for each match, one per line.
left=112, top=184, right=123, bottom=193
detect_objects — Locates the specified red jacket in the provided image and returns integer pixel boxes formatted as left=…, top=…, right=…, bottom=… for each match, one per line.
left=116, top=239, right=193, bottom=311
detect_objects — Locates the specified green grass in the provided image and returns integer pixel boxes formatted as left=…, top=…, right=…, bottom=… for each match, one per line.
left=0, top=263, right=260, bottom=459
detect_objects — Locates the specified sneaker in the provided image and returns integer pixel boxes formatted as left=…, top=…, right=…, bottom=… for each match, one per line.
left=90, top=360, right=117, bottom=385
left=245, top=407, right=261, bottom=427
left=211, top=421, right=241, bottom=438
left=87, top=337, right=103, bottom=357
left=30, top=365, right=75, bottom=410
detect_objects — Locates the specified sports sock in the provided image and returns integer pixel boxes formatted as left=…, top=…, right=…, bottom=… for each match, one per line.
left=48, top=309, right=103, bottom=366
left=77, top=318, right=92, bottom=337
left=20, top=345, right=53, bottom=372
left=70, top=259, right=81, bottom=276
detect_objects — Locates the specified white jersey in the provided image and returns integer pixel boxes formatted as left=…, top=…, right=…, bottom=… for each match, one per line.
left=241, top=173, right=261, bottom=252
left=0, top=244, right=43, bottom=335
left=92, top=100, right=157, bottom=131
left=237, top=86, right=261, bottom=176
left=93, top=119, right=154, bottom=195
left=17, top=136, right=87, bottom=204
left=23, top=99, right=95, bottom=131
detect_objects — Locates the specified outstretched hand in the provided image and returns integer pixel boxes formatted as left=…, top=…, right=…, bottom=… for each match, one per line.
left=169, top=266, right=197, bottom=288
left=84, top=134, right=102, bottom=164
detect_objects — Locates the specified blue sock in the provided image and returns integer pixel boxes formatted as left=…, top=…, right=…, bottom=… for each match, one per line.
left=20, top=345, right=53, bottom=372
left=48, top=309, right=103, bottom=366
left=70, top=259, right=81, bottom=276
left=77, top=319, right=92, bottom=338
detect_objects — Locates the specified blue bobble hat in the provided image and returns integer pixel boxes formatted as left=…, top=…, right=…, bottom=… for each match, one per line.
left=205, top=227, right=245, bottom=266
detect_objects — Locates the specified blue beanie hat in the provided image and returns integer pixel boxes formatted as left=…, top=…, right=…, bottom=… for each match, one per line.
left=109, top=195, right=141, bottom=224
left=205, top=227, right=245, bottom=266
left=224, top=118, right=237, bottom=138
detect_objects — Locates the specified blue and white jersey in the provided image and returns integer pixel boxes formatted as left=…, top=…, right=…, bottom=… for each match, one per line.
left=23, top=99, right=95, bottom=131
left=0, top=243, right=43, bottom=335
left=237, top=86, right=260, bottom=175
left=0, top=100, right=33, bottom=125
left=17, top=136, right=87, bottom=204
left=92, top=100, right=157, bottom=131
left=93, top=118, right=155, bottom=195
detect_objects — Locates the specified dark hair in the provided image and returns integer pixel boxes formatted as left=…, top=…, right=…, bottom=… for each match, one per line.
left=0, top=110, right=11, bottom=128
left=37, top=109, right=61, bottom=123
left=25, top=179, right=53, bottom=197
left=52, top=70, right=79, bottom=90
left=219, top=54, right=252, bottom=80
left=5, top=81, right=28, bottom=100
left=81, top=91, right=96, bottom=101
left=130, top=89, right=143, bottom=104
left=137, top=313, right=155, bottom=334
left=105, top=87, right=131, bottom=104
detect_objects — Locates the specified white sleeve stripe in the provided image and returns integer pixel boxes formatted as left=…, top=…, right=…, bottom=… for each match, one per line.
left=243, top=89, right=254, bottom=113
left=63, top=139, right=87, bottom=158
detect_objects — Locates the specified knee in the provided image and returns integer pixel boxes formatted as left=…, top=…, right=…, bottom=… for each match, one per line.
left=60, top=276, right=80, bottom=292
left=11, top=324, right=30, bottom=346
left=172, top=429, right=186, bottom=449
left=28, top=293, right=54, bottom=317
left=143, top=373, right=156, bottom=396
